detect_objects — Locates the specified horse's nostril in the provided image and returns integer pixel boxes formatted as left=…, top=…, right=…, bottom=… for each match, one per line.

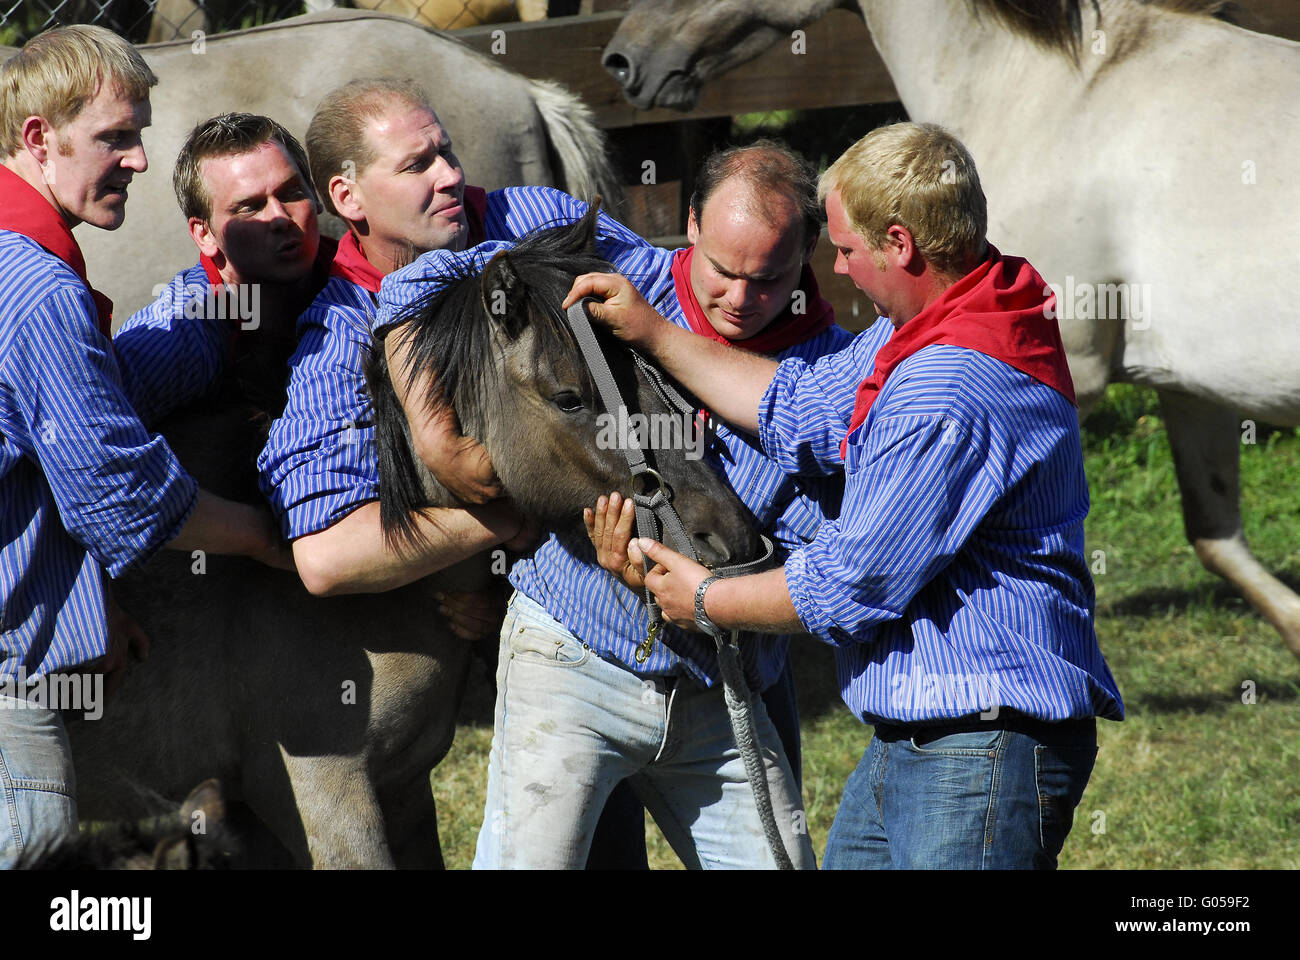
left=694, top=532, right=732, bottom=567
left=603, top=51, right=635, bottom=89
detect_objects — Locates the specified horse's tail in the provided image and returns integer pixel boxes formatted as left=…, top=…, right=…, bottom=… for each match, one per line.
left=364, top=334, right=436, bottom=555
left=530, top=78, right=625, bottom=214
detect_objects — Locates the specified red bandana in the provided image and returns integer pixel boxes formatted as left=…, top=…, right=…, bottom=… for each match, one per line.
left=670, top=245, right=835, bottom=355
left=840, top=246, right=1076, bottom=459
left=0, top=163, right=114, bottom=336
left=329, top=230, right=384, bottom=293
left=327, top=185, right=489, bottom=293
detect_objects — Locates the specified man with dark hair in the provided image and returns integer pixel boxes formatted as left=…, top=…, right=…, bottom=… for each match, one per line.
left=372, top=136, right=863, bottom=868
left=0, top=29, right=288, bottom=868
left=113, top=112, right=328, bottom=426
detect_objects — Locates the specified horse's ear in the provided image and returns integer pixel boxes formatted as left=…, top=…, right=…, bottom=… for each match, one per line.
left=481, top=250, right=529, bottom=338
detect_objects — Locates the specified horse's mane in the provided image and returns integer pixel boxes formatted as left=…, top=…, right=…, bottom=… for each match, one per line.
left=970, top=0, right=1243, bottom=57
left=367, top=215, right=617, bottom=552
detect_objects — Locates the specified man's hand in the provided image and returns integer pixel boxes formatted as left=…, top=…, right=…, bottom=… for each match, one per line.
left=417, top=402, right=504, bottom=505
left=584, top=491, right=642, bottom=591
left=103, top=588, right=151, bottom=699
left=435, top=586, right=509, bottom=643
left=564, top=272, right=669, bottom=349
left=627, top=537, right=712, bottom=632
left=387, top=322, right=504, bottom=505
left=479, top=499, right=541, bottom=552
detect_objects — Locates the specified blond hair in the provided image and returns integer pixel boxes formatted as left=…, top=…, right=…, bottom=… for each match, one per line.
left=0, top=24, right=156, bottom=157
left=820, top=122, right=987, bottom=277
left=306, top=78, right=434, bottom=217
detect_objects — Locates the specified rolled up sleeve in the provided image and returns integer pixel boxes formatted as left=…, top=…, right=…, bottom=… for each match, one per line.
left=258, top=302, right=378, bottom=539
left=757, top=330, right=879, bottom=477
left=12, top=289, right=198, bottom=576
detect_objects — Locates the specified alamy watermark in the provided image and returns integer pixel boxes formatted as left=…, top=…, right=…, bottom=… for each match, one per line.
left=1044, top=276, right=1152, bottom=330
left=596, top=408, right=704, bottom=461
left=149, top=279, right=261, bottom=330
left=889, top=669, right=1002, bottom=720
left=1, top=667, right=102, bottom=720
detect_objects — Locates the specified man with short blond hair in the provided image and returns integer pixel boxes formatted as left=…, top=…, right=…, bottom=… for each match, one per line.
left=573, top=120, right=1124, bottom=869
left=0, top=26, right=287, bottom=868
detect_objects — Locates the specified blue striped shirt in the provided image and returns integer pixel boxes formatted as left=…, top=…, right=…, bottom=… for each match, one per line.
left=372, top=187, right=855, bottom=689
left=760, top=334, right=1125, bottom=723
left=258, top=275, right=379, bottom=538
left=113, top=261, right=229, bottom=426
left=1, top=231, right=198, bottom=679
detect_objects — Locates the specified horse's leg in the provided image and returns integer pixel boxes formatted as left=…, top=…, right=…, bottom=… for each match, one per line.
left=220, top=800, right=299, bottom=869
left=379, top=771, right=444, bottom=870
left=279, top=754, right=395, bottom=869
left=1158, top=389, right=1300, bottom=659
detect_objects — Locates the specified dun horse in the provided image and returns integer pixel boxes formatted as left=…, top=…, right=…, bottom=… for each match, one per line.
left=367, top=204, right=760, bottom=566
left=603, top=0, right=1300, bottom=661
left=65, top=206, right=757, bottom=868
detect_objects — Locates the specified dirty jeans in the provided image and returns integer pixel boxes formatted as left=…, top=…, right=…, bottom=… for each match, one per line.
left=472, top=591, right=816, bottom=869
left=0, top=694, right=78, bottom=868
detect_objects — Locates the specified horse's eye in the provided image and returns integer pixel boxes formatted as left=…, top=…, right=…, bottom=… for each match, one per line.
left=553, top=391, right=585, bottom=414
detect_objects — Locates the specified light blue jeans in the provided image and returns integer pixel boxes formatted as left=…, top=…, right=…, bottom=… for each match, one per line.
left=472, top=592, right=816, bottom=869
left=0, top=694, right=78, bottom=869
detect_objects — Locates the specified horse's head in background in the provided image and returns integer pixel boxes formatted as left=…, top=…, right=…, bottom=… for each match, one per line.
left=366, top=203, right=761, bottom=567
left=602, top=0, right=835, bottom=111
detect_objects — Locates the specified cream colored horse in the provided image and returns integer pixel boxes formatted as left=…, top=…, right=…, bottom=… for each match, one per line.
left=147, top=0, right=550, bottom=42
left=604, top=0, right=1300, bottom=660
left=351, top=0, right=549, bottom=31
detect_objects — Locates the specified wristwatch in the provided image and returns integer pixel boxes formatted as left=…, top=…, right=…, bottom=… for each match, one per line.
left=694, top=575, right=722, bottom=635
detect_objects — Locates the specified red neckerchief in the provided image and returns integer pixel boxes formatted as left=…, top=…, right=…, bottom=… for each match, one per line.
left=329, top=230, right=383, bottom=293
left=840, top=245, right=1076, bottom=459
left=327, top=184, right=489, bottom=293
left=200, top=235, right=339, bottom=346
left=670, top=245, right=834, bottom=355
left=0, top=163, right=114, bottom=336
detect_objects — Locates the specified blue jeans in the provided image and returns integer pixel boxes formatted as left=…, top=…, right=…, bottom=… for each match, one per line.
left=0, top=694, right=78, bottom=869
left=473, top=591, right=816, bottom=869
left=824, top=715, right=1097, bottom=869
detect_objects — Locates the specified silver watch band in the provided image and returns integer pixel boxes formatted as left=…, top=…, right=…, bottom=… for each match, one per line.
left=694, top=575, right=722, bottom=635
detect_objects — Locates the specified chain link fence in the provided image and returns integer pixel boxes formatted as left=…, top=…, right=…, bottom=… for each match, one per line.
left=1, top=0, right=562, bottom=47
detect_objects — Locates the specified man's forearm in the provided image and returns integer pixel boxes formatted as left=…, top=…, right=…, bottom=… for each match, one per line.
left=291, top=501, right=507, bottom=596
left=639, top=322, right=777, bottom=434
left=703, top=566, right=805, bottom=634
left=167, top=490, right=279, bottom=560
left=384, top=322, right=501, bottom=503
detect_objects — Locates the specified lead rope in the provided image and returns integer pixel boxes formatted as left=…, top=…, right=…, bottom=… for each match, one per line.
left=566, top=299, right=794, bottom=870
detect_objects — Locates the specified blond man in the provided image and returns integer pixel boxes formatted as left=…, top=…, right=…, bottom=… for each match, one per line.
left=0, top=26, right=286, bottom=867
left=573, top=121, right=1124, bottom=869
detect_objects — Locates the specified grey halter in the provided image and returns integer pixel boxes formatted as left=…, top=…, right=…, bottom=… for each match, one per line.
left=565, top=298, right=794, bottom=869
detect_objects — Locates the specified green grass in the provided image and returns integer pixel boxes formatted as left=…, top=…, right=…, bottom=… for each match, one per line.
left=431, top=383, right=1300, bottom=869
